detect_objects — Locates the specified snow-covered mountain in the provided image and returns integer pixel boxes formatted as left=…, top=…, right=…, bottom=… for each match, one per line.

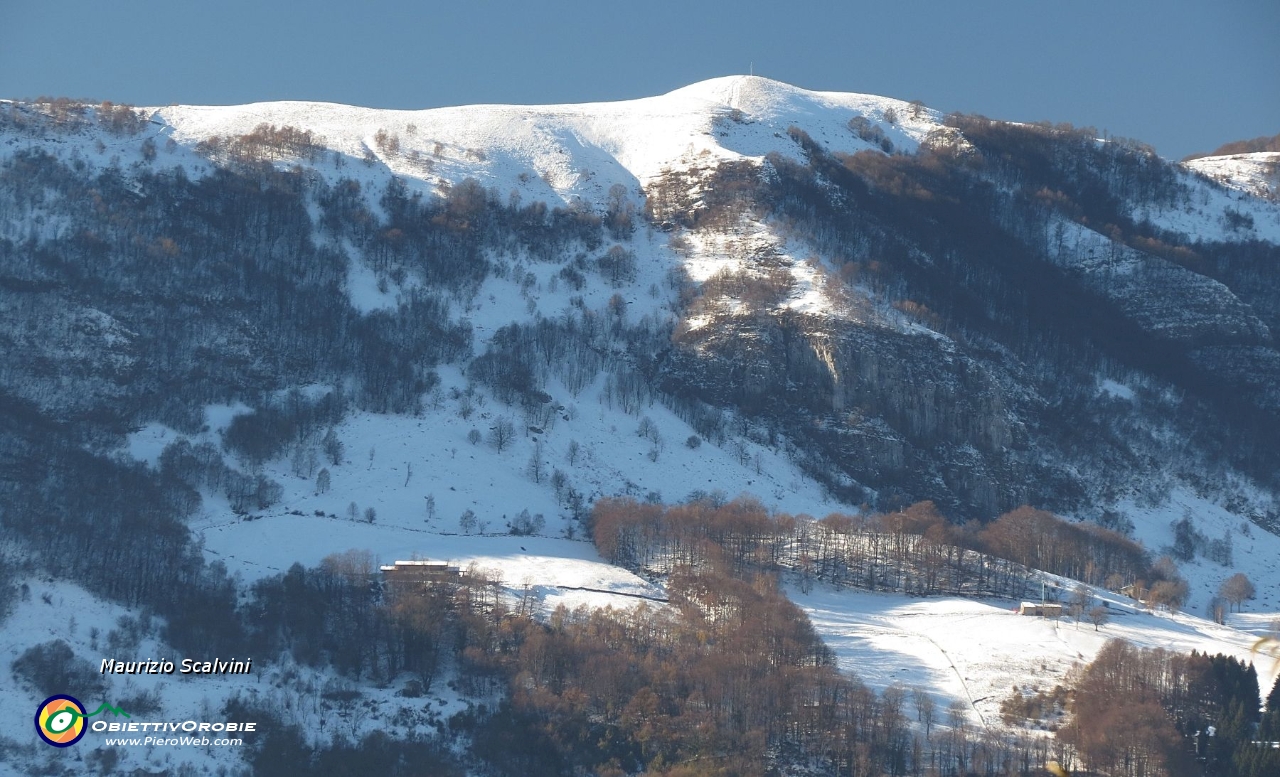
left=2, top=77, right=1279, bottom=774
left=152, top=77, right=940, bottom=203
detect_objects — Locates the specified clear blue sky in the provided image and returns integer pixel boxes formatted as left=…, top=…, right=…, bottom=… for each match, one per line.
left=2, top=0, right=1276, bottom=159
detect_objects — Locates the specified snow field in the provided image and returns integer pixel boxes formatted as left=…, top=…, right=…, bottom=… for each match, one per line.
left=794, top=582, right=1279, bottom=733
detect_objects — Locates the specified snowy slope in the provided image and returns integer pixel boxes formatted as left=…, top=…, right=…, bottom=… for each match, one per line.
left=1115, top=487, right=1280, bottom=617
left=0, top=582, right=253, bottom=775
left=152, top=76, right=942, bottom=207
left=0, top=576, right=483, bottom=776
left=1143, top=164, right=1280, bottom=244
left=795, top=581, right=1279, bottom=730
left=139, top=362, right=838, bottom=600
left=1124, top=151, right=1280, bottom=244
left=1185, top=152, right=1280, bottom=201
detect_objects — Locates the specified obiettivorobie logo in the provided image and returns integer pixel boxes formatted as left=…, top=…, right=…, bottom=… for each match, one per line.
left=34, top=693, right=256, bottom=748
left=34, top=695, right=128, bottom=747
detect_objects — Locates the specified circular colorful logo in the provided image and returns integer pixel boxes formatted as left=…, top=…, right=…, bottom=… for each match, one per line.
left=35, top=695, right=87, bottom=747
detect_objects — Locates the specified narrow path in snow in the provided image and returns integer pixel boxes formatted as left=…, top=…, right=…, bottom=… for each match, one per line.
left=547, top=585, right=669, bottom=603
left=867, top=612, right=990, bottom=729
left=911, top=629, right=988, bottom=729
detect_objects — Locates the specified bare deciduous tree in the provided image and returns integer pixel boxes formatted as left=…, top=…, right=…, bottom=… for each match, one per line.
left=1220, top=573, right=1256, bottom=612
left=913, top=688, right=935, bottom=739
left=489, top=418, right=515, bottom=452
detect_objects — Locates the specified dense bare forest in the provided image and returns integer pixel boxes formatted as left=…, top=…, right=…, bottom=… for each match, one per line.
left=591, top=497, right=1162, bottom=602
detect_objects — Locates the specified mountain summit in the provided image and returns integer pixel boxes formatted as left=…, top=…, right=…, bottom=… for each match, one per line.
left=149, top=75, right=942, bottom=210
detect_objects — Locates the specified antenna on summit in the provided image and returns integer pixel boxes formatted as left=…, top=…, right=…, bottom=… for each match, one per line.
left=749, top=62, right=753, bottom=77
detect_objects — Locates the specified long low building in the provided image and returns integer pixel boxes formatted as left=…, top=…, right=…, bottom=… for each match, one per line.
left=1017, top=602, right=1063, bottom=617
left=380, top=559, right=462, bottom=586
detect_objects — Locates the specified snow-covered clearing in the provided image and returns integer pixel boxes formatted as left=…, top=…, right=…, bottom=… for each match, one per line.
left=794, top=583, right=1279, bottom=730
left=203, top=517, right=662, bottom=607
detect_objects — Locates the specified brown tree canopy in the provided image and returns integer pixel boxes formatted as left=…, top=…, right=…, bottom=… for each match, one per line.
left=1220, top=572, right=1257, bottom=612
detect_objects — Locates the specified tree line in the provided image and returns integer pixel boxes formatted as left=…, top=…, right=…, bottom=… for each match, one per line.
left=591, top=497, right=1169, bottom=602
left=1055, top=639, right=1280, bottom=777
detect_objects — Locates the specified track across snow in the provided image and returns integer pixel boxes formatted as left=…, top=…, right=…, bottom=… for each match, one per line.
left=792, top=584, right=1280, bottom=729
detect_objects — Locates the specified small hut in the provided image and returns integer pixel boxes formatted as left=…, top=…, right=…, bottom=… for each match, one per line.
left=380, top=559, right=461, bottom=589
left=1017, top=602, right=1063, bottom=617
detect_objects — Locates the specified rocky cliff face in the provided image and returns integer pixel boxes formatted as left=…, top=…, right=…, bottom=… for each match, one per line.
left=664, top=311, right=1021, bottom=513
